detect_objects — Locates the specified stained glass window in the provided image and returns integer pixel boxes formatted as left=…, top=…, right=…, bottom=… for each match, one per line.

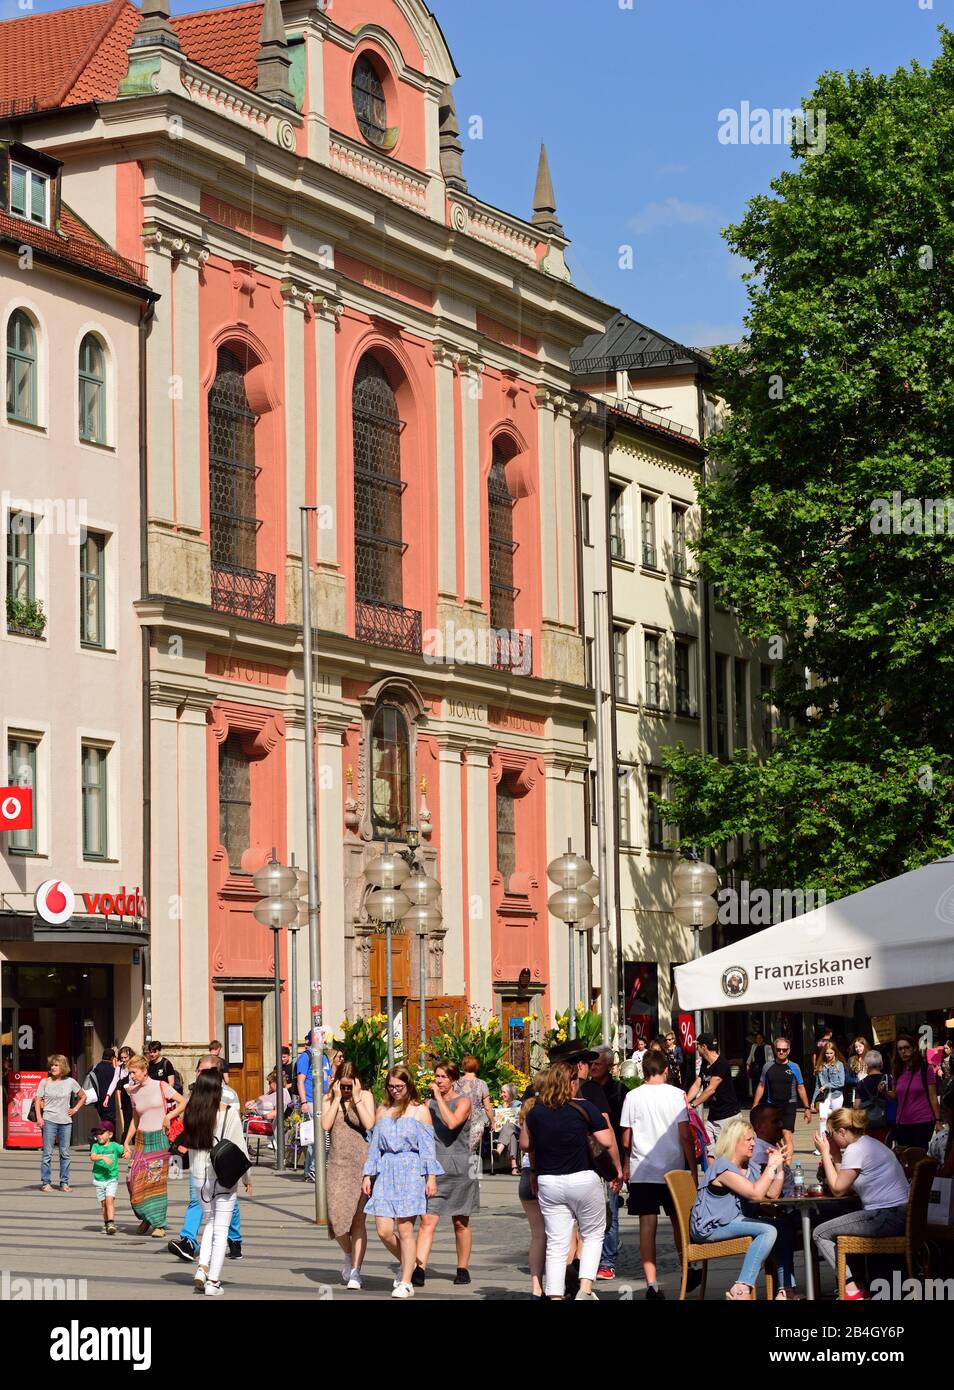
left=352, top=56, right=388, bottom=147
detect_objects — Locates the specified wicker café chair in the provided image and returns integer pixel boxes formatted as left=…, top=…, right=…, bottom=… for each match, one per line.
left=666, top=1169, right=766, bottom=1301
left=836, top=1157, right=938, bottom=1298
left=893, top=1146, right=928, bottom=1180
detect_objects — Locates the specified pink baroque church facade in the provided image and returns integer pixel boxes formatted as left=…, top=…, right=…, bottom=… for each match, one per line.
left=0, top=0, right=618, bottom=1095
left=0, top=0, right=620, bottom=1089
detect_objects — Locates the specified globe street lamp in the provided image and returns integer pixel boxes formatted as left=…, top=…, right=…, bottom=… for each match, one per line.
left=548, top=846, right=595, bottom=1040
left=253, top=856, right=298, bottom=1172
left=671, top=853, right=720, bottom=1044
left=401, top=867, right=442, bottom=1068
left=364, top=846, right=411, bottom=1069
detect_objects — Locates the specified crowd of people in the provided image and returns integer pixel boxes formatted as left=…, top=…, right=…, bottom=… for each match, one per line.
left=27, top=1022, right=954, bottom=1300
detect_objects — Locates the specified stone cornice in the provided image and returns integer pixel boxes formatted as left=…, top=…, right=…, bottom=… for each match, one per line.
left=141, top=221, right=208, bottom=266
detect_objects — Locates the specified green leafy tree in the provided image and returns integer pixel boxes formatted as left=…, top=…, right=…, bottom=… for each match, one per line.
left=663, top=34, right=954, bottom=895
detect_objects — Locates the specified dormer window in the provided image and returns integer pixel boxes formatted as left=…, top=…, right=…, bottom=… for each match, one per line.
left=10, top=162, right=49, bottom=227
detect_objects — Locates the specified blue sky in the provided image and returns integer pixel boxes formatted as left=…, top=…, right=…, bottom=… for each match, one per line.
left=21, top=0, right=950, bottom=345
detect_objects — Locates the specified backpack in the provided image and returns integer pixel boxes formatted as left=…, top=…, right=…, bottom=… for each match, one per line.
left=685, top=1101, right=711, bottom=1172
left=210, top=1111, right=251, bottom=1188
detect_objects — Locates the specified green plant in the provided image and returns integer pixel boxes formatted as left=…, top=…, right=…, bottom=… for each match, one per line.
left=428, top=1009, right=508, bottom=1099
left=332, top=1013, right=393, bottom=1100
left=5, top=593, right=46, bottom=635
left=542, top=1007, right=604, bottom=1055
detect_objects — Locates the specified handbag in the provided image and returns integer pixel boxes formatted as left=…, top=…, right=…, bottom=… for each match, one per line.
left=569, top=1101, right=617, bottom=1182
left=210, top=1111, right=251, bottom=1188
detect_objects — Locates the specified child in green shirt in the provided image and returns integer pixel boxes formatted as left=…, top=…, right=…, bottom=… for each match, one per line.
left=89, top=1121, right=124, bottom=1234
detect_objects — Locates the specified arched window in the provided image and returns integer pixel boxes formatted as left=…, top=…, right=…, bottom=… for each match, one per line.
left=488, top=441, right=516, bottom=633
left=352, top=55, right=388, bottom=148
left=6, top=310, right=36, bottom=424
left=78, top=333, right=106, bottom=443
left=370, top=704, right=410, bottom=839
left=352, top=355, right=404, bottom=607
left=208, top=348, right=258, bottom=574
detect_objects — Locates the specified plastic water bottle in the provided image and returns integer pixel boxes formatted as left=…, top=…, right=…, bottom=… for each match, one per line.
left=793, top=1161, right=804, bottom=1195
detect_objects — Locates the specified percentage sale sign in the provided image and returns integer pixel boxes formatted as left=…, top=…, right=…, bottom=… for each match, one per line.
left=0, top=787, right=32, bottom=831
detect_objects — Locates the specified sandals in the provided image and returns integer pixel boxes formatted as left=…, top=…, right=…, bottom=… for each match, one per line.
left=775, top=1290, right=803, bottom=1300
left=725, top=1284, right=754, bottom=1300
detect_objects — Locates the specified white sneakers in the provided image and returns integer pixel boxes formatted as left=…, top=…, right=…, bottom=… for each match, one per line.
left=391, top=1282, right=414, bottom=1299
left=204, top=1281, right=224, bottom=1297
left=346, top=1272, right=363, bottom=1290
left=193, top=1266, right=207, bottom=1293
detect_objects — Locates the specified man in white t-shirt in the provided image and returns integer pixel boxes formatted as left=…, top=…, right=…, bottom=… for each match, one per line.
left=620, top=1050, right=697, bottom=1300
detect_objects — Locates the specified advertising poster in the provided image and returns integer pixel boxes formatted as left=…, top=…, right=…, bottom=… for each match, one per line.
left=5, top=1071, right=45, bottom=1150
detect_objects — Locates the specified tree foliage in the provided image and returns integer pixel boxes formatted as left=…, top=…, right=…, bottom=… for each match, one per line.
left=662, top=33, right=954, bottom=895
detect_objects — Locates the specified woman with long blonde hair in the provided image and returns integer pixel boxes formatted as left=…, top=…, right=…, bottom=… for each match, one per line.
left=521, top=1059, right=621, bottom=1300
left=361, top=1065, right=442, bottom=1300
left=812, top=1040, right=847, bottom=1133
left=689, top=1116, right=785, bottom=1299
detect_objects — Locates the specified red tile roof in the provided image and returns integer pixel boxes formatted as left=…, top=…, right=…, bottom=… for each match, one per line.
left=0, top=199, right=150, bottom=292
left=0, top=0, right=266, bottom=113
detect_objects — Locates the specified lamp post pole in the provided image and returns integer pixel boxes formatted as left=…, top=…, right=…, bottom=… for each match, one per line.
left=300, top=506, right=326, bottom=1225
left=252, top=857, right=299, bottom=1174
left=548, top=844, right=595, bottom=1049
left=592, top=591, right=612, bottom=1047
left=365, top=846, right=411, bottom=1072
left=672, top=852, right=720, bottom=1050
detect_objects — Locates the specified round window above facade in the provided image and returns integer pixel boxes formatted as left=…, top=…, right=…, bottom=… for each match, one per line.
left=352, top=54, right=389, bottom=148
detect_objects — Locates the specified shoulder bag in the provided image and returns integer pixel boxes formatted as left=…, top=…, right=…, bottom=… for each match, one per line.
left=569, top=1100, right=617, bottom=1181
left=210, top=1108, right=252, bottom=1188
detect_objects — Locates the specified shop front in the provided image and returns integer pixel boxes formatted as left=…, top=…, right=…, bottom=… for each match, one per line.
left=0, top=907, right=146, bottom=1149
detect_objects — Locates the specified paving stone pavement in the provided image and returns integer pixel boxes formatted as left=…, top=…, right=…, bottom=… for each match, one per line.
left=0, top=1116, right=831, bottom=1302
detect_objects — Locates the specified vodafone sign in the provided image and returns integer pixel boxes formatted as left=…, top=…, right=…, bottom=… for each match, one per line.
left=0, top=787, right=33, bottom=831
left=35, top=879, right=145, bottom=925
left=35, top=879, right=76, bottom=925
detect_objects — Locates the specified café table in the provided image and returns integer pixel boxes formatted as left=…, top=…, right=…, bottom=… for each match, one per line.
left=755, top=1192, right=859, bottom=1301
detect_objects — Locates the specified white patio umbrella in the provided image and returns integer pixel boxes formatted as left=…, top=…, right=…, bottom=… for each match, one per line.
left=673, top=855, right=954, bottom=1015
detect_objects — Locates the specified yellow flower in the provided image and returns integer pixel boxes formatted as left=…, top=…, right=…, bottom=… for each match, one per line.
left=557, top=1029, right=567, bottom=1043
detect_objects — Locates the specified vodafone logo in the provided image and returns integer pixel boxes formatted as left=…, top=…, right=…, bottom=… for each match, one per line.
left=0, top=786, right=33, bottom=831
left=35, top=879, right=76, bottom=925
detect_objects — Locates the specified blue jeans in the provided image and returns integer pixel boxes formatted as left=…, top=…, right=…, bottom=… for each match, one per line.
left=600, top=1187, right=620, bottom=1269
left=180, top=1175, right=241, bottom=1245
left=709, top=1217, right=777, bottom=1288
left=41, top=1121, right=72, bottom=1186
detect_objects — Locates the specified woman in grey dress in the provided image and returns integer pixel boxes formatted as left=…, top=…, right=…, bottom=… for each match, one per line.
left=414, top=1061, right=477, bottom=1286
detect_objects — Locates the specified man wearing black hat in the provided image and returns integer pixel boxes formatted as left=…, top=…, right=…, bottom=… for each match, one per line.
left=686, top=1033, right=740, bottom=1144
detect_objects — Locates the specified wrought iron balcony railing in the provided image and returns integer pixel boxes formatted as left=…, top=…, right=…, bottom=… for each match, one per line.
left=491, top=630, right=533, bottom=677
left=211, top=565, right=276, bottom=623
left=355, top=598, right=422, bottom=654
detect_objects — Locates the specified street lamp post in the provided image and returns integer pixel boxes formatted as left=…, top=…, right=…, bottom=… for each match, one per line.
left=401, top=864, right=442, bottom=1069
left=252, top=856, right=298, bottom=1173
left=671, top=853, right=720, bottom=1043
left=364, top=846, right=411, bottom=1069
left=547, top=846, right=595, bottom=1041
left=300, top=505, right=326, bottom=1225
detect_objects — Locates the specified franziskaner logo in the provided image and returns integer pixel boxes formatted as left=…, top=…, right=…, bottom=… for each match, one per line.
left=721, top=965, right=748, bottom=999
left=35, top=879, right=76, bottom=925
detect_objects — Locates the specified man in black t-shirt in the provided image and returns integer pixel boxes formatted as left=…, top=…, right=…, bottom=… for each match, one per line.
left=686, top=1033, right=740, bottom=1144
left=752, top=1037, right=812, bottom=1149
left=146, top=1041, right=178, bottom=1089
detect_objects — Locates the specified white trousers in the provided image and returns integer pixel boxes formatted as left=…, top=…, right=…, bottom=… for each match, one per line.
left=818, top=1090, right=843, bottom=1136
left=198, top=1182, right=238, bottom=1284
left=536, top=1171, right=606, bottom=1296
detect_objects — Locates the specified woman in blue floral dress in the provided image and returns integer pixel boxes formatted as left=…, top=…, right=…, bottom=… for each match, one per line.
left=362, top=1065, right=443, bottom=1300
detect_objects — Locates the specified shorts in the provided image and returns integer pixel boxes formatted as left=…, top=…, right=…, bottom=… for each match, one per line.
left=94, top=1178, right=118, bottom=1201
left=776, top=1105, right=797, bottom=1133
left=627, top=1182, right=675, bottom=1217
left=518, top=1170, right=536, bottom=1202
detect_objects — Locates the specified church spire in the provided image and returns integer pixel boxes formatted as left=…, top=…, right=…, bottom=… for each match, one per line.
left=256, top=0, right=294, bottom=109
left=532, top=142, right=564, bottom=237
left=129, top=0, right=181, bottom=51
left=439, top=84, right=467, bottom=192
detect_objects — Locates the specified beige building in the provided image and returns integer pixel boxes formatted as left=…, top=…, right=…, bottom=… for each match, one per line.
left=573, top=315, right=771, bottom=1044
